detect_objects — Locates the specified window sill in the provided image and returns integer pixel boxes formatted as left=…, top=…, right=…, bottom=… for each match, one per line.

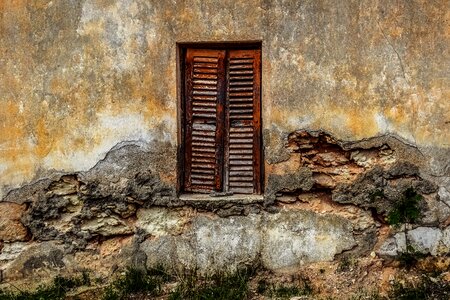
left=179, top=193, right=264, bottom=204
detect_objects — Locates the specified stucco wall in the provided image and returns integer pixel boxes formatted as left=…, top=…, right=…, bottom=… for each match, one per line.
left=1, top=0, right=449, bottom=197
left=0, top=0, right=449, bottom=288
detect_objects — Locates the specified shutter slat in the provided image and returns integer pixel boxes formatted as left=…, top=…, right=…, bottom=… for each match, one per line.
left=229, top=86, right=254, bottom=91
left=228, top=138, right=253, bottom=144
left=193, top=102, right=216, bottom=107
left=192, top=157, right=216, bottom=163
left=194, top=68, right=218, bottom=74
left=193, top=107, right=216, bottom=113
left=229, top=149, right=253, bottom=154
left=192, top=130, right=216, bottom=136
left=191, top=169, right=215, bottom=174
left=230, top=133, right=253, bottom=138
left=230, top=81, right=253, bottom=86
left=194, top=85, right=218, bottom=90
left=230, top=76, right=253, bottom=80
left=229, top=98, right=253, bottom=102
left=229, top=115, right=253, bottom=119
left=192, top=113, right=217, bottom=118
left=192, top=96, right=217, bottom=101
left=230, top=166, right=253, bottom=171
left=191, top=174, right=215, bottom=180
left=229, top=64, right=253, bottom=69
left=229, top=182, right=254, bottom=187
left=193, top=151, right=216, bottom=157
left=230, top=127, right=253, bottom=132
left=192, top=142, right=216, bottom=147
left=191, top=180, right=214, bottom=185
left=230, top=154, right=253, bottom=159
left=193, top=79, right=218, bottom=85
left=229, top=176, right=253, bottom=182
left=192, top=163, right=217, bottom=169
left=193, top=90, right=218, bottom=96
left=193, top=57, right=218, bottom=63
left=229, top=70, right=253, bottom=75
left=229, top=144, right=253, bottom=149
left=192, top=147, right=215, bottom=153
left=193, top=73, right=218, bottom=79
left=193, top=63, right=218, bottom=68
left=229, top=58, right=253, bottom=63
left=230, top=109, right=253, bottom=114
left=229, top=92, right=254, bottom=97
left=229, top=103, right=254, bottom=108
left=229, top=171, right=253, bottom=176
left=229, top=160, right=253, bottom=166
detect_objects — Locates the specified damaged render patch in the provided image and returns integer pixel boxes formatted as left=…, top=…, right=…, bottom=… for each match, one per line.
left=270, top=130, right=440, bottom=220
left=3, top=141, right=176, bottom=251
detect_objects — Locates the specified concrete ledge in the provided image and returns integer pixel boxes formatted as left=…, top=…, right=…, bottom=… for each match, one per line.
left=179, top=193, right=264, bottom=204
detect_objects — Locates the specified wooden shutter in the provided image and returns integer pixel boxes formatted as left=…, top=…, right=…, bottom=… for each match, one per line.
left=224, top=49, right=261, bottom=194
left=184, top=49, right=226, bottom=193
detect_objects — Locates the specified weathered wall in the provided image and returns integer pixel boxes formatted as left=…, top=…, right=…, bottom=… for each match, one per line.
left=0, top=0, right=449, bottom=287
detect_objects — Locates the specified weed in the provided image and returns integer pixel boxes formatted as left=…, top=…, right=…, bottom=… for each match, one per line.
left=272, top=285, right=302, bottom=298
left=396, top=245, right=427, bottom=270
left=169, top=268, right=251, bottom=300
left=349, top=290, right=385, bottom=300
left=102, top=266, right=172, bottom=300
left=389, top=274, right=450, bottom=300
left=256, top=279, right=268, bottom=295
left=387, top=188, right=422, bottom=226
left=256, top=276, right=312, bottom=299
left=370, top=189, right=385, bottom=201
left=337, top=256, right=355, bottom=273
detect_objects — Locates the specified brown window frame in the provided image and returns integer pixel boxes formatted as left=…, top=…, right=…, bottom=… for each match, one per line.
left=177, top=41, right=263, bottom=195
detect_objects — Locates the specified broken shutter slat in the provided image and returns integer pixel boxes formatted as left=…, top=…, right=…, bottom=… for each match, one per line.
left=224, top=49, right=262, bottom=194
left=184, top=49, right=226, bottom=193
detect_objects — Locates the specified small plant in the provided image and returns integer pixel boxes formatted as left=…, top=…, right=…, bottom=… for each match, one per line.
left=350, top=290, right=385, bottom=300
left=396, top=245, right=427, bottom=270
left=256, top=279, right=268, bottom=295
left=102, top=266, right=172, bottom=300
left=387, top=188, right=422, bottom=226
left=256, top=276, right=312, bottom=299
left=384, top=188, right=426, bottom=270
left=169, top=268, right=251, bottom=300
left=337, top=256, right=355, bottom=273
left=272, top=285, right=302, bottom=298
left=370, top=189, right=385, bottom=201
left=389, top=274, right=450, bottom=300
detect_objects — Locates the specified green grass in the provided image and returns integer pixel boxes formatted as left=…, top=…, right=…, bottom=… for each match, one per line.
left=102, top=266, right=172, bottom=300
left=387, top=188, right=422, bottom=226
left=389, top=275, right=450, bottom=300
left=256, top=276, right=312, bottom=299
left=6, top=265, right=449, bottom=300
left=169, top=268, right=252, bottom=300
left=0, top=272, right=90, bottom=300
left=336, top=256, right=355, bottom=273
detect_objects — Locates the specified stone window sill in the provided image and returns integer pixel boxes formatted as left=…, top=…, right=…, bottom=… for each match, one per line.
left=179, top=193, right=264, bottom=204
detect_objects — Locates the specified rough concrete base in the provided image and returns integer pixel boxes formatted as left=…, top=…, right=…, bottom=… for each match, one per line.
left=1, top=207, right=357, bottom=282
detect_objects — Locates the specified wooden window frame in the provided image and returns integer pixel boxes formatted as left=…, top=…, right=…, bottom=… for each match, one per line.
left=176, top=41, right=263, bottom=195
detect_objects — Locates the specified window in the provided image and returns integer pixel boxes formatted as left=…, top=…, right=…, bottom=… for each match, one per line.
left=179, top=44, right=262, bottom=195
